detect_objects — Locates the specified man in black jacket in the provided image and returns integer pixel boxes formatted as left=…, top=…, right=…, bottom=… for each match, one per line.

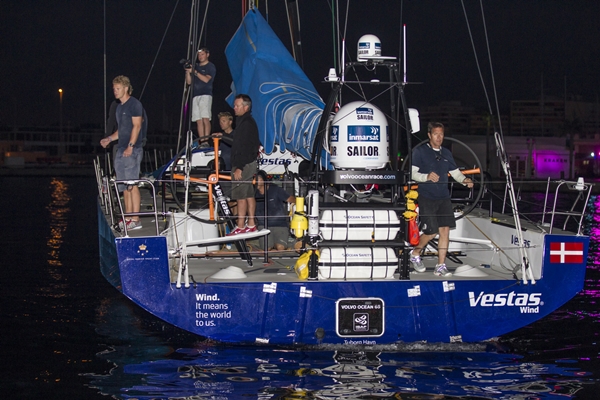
left=227, top=94, right=261, bottom=236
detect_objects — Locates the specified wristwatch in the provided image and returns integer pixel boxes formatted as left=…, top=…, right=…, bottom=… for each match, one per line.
left=128, top=143, right=134, bottom=147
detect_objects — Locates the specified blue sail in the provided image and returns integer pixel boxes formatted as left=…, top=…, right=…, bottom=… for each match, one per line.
left=225, top=9, right=325, bottom=160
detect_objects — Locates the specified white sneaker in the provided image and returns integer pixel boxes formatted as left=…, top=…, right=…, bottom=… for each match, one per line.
left=125, top=219, right=142, bottom=231
left=434, top=263, right=452, bottom=277
left=410, top=255, right=426, bottom=273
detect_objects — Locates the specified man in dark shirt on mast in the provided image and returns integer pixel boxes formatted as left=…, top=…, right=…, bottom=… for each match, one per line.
left=185, top=47, right=216, bottom=145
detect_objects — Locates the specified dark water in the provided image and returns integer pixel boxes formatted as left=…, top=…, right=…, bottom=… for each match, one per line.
left=1, top=176, right=600, bottom=399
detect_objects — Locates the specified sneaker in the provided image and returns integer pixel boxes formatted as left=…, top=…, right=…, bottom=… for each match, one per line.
left=434, top=263, right=452, bottom=277
left=227, top=226, right=246, bottom=236
left=125, top=219, right=142, bottom=231
left=243, top=225, right=257, bottom=233
left=117, top=219, right=129, bottom=230
left=410, top=255, right=426, bottom=273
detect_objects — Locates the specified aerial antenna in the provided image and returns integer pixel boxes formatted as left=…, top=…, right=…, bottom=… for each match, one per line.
left=341, top=38, right=345, bottom=82
left=403, top=24, right=407, bottom=83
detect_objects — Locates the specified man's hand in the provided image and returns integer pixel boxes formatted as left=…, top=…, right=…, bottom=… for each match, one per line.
left=427, top=171, right=440, bottom=182
left=233, top=168, right=242, bottom=181
left=100, top=137, right=111, bottom=149
left=464, top=178, right=474, bottom=188
left=123, top=147, right=133, bottom=157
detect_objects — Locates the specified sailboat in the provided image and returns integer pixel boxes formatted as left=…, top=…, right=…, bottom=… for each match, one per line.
left=95, top=4, right=592, bottom=345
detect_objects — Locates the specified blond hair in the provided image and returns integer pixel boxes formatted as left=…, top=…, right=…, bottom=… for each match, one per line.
left=218, top=111, right=233, bottom=121
left=113, top=75, right=133, bottom=95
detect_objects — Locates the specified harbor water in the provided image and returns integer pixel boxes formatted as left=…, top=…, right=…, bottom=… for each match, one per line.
left=1, top=175, right=599, bottom=399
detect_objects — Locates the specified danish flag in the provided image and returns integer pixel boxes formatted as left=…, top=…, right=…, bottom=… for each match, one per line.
left=549, top=241, right=584, bottom=264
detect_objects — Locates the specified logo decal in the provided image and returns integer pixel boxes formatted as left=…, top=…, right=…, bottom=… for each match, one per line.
left=353, top=313, right=369, bottom=332
left=137, top=243, right=148, bottom=256
left=549, top=241, right=584, bottom=263
left=347, top=126, right=380, bottom=142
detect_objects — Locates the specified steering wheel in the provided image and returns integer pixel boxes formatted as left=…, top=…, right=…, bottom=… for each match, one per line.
left=400, top=136, right=486, bottom=221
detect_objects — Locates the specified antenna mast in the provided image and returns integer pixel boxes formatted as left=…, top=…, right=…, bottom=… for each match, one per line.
left=403, top=24, right=407, bottom=83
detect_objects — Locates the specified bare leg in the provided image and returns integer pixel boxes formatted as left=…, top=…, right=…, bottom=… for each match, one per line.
left=130, top=186, right=141, bottom=222
left=196, top=120, right=203, bottom=140
left=246, top=196, right=256, bottom=227
left=236, top=198, right=247, bottom=229
left=412, top=232, right=436, bottom=258
left=201, top=118, right=211, bottom=140
left=437, top=226, right=450, bottom=265
left=123, top=187, right=133, bottom=219
left=122, top=186, right=141, bottom=222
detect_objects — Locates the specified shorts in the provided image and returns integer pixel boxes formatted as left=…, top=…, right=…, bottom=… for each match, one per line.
left=418, top=197, right=456, bottom=235
left=192, top=95, right=213, bottom=121
left=114, top=147, right=143, bottom=191
left=257, top=226, right=290, bottom=249
left=231, top=161, right=257, bottom=200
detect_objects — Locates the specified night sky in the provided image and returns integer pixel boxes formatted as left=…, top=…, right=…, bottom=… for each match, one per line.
left=1, top=0, right=598, bottom=132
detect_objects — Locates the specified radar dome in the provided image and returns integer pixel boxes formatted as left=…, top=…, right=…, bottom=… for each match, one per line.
left=357, top=34, right=381, bottom=61
left=330, top=101, right=389, bottom=170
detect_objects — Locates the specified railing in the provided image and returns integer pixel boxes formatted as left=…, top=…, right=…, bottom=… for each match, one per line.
left=541, top=177, right=593, bottom=235
left=94, top=156, right=163, bottom=236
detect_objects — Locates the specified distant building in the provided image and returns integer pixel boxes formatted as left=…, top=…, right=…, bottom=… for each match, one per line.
left=418, top=101, right=474, bottom=136
left=469, top=113, right=510, bottom=136
left=566, top=99, right=600, bottom=139
left=421, top=97, right=600, bottom=179
left=510, top=98, right=565, bottom=137
left=453, top=135, right=571, bottom=180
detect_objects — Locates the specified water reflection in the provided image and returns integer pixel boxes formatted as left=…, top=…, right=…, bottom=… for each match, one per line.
left=39, top=177, right=72, bottom=299
left=586, top=195, right=600, bottom=272
left=90, top=342, right=592, bottom=399
left=88, top=298, right=595, bottom=399
left=46, top=177, right=70, bottom=268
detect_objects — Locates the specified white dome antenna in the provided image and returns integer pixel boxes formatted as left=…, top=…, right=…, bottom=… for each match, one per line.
left=357, top=34, right=396, bottom=63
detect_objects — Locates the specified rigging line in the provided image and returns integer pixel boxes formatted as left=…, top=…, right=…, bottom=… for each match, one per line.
left=464, top=215, right=518, bottom=266
left=139, top=0, right=181, bottom=100
left=479, top=0, right=504, bottom=138
left=180, top=3, right=210, bottom=189
left=194, top=0, right=211, bottom=51
left=342, top=0, right=350, bottom=49
left=284, top=2, right=295, bottom=61
left=460, top=0, right=493, bottom=124
left=177, top=0, right=198, bottom=154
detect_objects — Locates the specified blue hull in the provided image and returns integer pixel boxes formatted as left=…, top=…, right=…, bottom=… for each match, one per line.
left=98, top=203, right=588, bottom=345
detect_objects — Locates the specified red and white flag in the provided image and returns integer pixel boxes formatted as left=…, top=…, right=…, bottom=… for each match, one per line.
left=549, top=242, right=584, bottom=264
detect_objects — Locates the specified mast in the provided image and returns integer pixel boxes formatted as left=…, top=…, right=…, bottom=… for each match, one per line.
left=285, top=1, right=304, bottom=68
left=103, top=0, right=107, bottom=134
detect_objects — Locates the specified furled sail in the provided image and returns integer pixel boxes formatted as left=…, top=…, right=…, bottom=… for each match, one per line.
left=225, top=9, right=325, bottom=160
